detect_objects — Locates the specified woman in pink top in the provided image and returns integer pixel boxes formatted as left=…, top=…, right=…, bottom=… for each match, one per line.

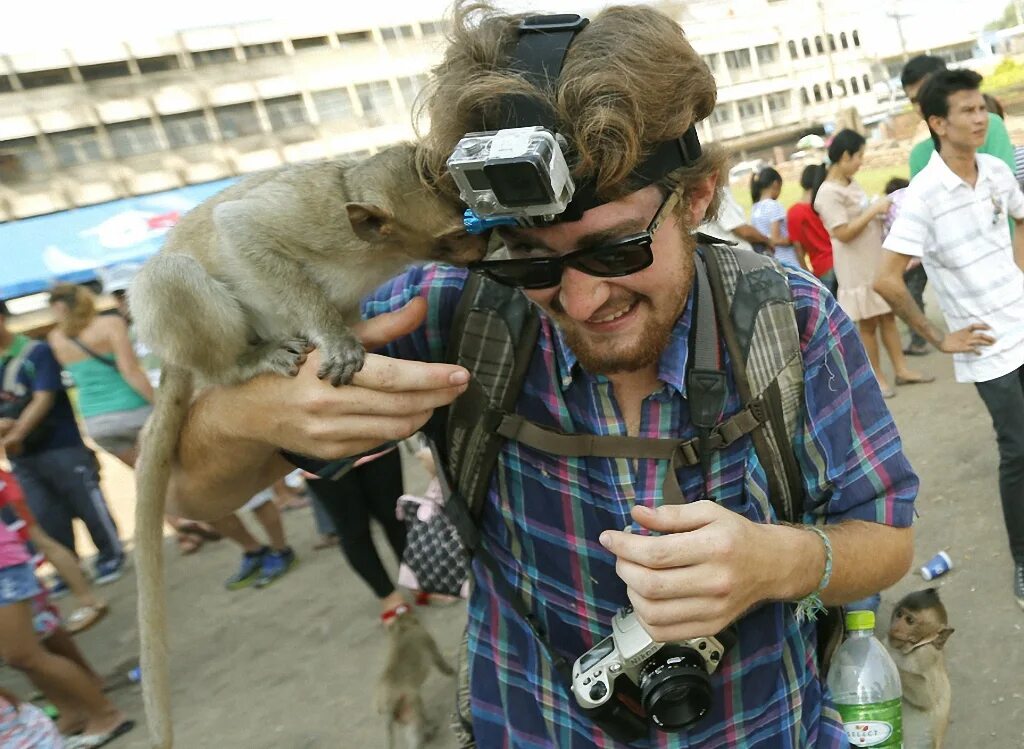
left=0, top=518, right=134, bottom=746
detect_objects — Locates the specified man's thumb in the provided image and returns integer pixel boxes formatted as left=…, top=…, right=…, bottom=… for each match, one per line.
left=631, top=501, right=719, bottom=533
left=354, top=297, right=428, bottom=351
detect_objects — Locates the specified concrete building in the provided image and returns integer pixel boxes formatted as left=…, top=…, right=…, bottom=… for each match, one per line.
left=0, top=0, right=988, bottom=223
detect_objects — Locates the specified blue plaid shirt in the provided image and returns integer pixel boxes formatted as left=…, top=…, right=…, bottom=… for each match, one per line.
left=363, top=262, right=917, bottom=748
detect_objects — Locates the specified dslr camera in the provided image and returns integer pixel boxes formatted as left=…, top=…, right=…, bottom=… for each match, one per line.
left=572, top=606, right=732, bottom=734
left=447, top=126, right=574, bottom=232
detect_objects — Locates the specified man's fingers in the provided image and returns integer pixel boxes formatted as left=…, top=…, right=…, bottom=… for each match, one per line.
left=628, top=501, right=721, bottom=534
left=306, top=382, right=468, bottom=418
left=615, top=558, right=717, bottom=599
left=353, top=297, right=428, bottom=351
left=968, top=322, right=992, bottom=331
left=352, top=353, right=470, bottom=391
left=600, top=527, right=713, bottom=569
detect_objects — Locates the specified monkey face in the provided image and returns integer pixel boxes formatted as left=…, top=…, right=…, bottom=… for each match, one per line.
left=887, top=590, right=954, bottom=654
left=431, top=228, right=488, bottom=265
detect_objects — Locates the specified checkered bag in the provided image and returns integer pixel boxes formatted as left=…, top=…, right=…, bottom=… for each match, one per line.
left=397, top=477, right=468, bottom=598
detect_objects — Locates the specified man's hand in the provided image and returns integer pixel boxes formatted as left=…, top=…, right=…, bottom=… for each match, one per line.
left=940, top=323, right=995, bottom=355
left=599, top=502, right=782, bottom=642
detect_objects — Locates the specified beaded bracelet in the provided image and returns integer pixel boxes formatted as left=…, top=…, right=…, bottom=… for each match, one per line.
left=795, top=526, right=833, bottom=623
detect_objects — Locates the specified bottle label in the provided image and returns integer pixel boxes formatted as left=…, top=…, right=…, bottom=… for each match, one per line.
left=836, top=697, right=902, bottom=747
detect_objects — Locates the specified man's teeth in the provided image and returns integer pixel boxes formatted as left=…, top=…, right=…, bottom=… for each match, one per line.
left=592, top=303, right=634, bottom=323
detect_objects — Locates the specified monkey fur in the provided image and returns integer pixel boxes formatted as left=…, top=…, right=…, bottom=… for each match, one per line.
left=129, top=143, right=485, bottom=749
left=376, top=609, right=455, bottom=749
left=886, top=588, right=955, bottom=749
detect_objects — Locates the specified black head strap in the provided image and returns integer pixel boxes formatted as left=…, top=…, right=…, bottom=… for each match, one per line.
left=499, top=13, right=704, bottom=221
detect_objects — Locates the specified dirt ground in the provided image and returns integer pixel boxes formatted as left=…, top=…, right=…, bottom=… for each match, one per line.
left=2, top=310, right=1024, bottom=748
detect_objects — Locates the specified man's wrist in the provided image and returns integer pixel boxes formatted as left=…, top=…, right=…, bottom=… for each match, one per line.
left=764, top=523, right=826, bottom=602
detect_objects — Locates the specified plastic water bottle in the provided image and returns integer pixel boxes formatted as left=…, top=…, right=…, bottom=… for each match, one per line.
left=826, top=610, right=903, bottom=748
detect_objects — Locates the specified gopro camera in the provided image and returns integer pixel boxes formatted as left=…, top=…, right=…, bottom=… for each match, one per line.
left=447, top=126, right=574, bottom=229
left=572, top=606, right=730, bottom=732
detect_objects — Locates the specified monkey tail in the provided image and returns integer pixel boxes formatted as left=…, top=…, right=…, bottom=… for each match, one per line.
left=135, top=364, right=194, bottom=749
left=428, top=636, right=455, bottom=677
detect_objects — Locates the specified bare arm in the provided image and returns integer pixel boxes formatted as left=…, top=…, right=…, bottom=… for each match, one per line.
left=1014, top=217, right=1024, bottom=272
left=830, top=198, right=889, bottom=244
left=731, top=224, right=773, bottom=247
left=167, top=299, right=471, bottom=520
left=1, top=391, right=55, bottom=453
left=873, top=250, right=995, bottom=354
left=107, top=317, right=154, bottom=402
left=770, top=219, right=789, bottom=247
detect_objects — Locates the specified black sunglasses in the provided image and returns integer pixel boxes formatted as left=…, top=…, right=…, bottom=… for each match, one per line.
left=470, top=190, right=681, bottom=290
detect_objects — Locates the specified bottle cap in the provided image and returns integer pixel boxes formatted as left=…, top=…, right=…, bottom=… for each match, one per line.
left=845, top=610, right=875, bottom=631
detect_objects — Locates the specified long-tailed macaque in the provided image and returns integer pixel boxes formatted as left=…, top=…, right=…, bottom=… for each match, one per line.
left=376, top=609, right=455, bottom=749
left=886, top=588, right=955, bottom=749
left=128, top=143, right=485, bottom=748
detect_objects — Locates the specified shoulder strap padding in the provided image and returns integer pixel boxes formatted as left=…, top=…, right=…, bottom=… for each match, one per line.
left=2, top=339, right=42, bottom=394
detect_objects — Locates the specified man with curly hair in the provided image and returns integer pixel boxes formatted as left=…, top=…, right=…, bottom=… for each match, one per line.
left=164, top=4, right=916, bottom=746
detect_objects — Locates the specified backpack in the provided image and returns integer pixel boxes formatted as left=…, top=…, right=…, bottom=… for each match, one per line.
left=436, top=237, right=843, bottom=745
left=0, top=339, right=54, bottom=452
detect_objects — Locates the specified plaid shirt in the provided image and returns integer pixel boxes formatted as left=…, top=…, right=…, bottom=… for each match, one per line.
left=364, top=262, right=917, bottom=748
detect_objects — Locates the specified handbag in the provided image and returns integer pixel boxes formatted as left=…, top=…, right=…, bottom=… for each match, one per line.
left=396, top=476, right=469, bottom=598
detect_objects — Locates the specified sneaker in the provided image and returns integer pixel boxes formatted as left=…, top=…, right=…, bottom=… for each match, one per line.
left=253, top=547, right=297, bottom=588
left=93, top=557, right=125, bottom=586
left=225, top=548, right=268, bottom=591
left=47, top=578, right=71, bottom=600
left=1015, top=563, right=1024, bottom=611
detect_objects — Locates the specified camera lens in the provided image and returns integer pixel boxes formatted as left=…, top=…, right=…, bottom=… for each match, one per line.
left=638, top=644, right=712, bottom=730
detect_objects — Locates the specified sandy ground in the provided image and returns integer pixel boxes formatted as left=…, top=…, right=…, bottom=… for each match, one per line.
left=3, top=318, right=1024, bottom=748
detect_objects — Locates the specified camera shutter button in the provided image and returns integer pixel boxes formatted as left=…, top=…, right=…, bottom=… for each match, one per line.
left=589, top=681, right=608, bottom=701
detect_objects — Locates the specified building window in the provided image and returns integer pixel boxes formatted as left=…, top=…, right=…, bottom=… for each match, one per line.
left=312, top=88, right=356, bottom=123
left=0, top=138, right=48, bottom=184
left=292, top=36, right=330, bottom=51
left=850, top=77, right=860, bottom=94
left=813, top=84, right=822, bottom=103
left=420, top=21, right=442, bottom=36
left=802, top=38, right=811, bottom=57
left=852, top=30, right=861, bottom=47
left=380, top=25, right=415, bottom=42
left=244, top=42, right=285, bottom=60
left=756, top=44, right=779, bottom=65
left=840, top=32, right=849, bottom=49
left=836, top=79, right=847, bottom=97
left=724, top=48, right=752, bottom=71
left=50, top=127, right=105, bottom=167
left=19, top=68, right=73, bottom=89
left=825, top=82, right=834, bottom=99
left=214, top=102, right=262, bottom=139
left=862, top=74, right=871, bottom=90
left=355, top=80, right=399, bottom=125
left=398, top=75, right=427, bottom=108
left=814, top=36, right=824, bottom=54
left=828, top=33, right=836, bottom=52
left=162, top=111, right=212, bottom=148
left=191, top=47, right=236, bottom=67
left=337, top=30, right=372, bottom=46
left=737, top=97, right=763, bottom=119
left=137, top=55, right=180, bottom=74
left=79, top=61, right=131, bottom=82
left=801, top=88, right=810, bottom=105
left=702, top=53, right=719, bottom=73
left=0, top=75, right=12, bottom=93
left=710, top=105, right=733, bottom=125
left=787, top=40, right=798, bottom=59
left=107, top=119, right=161, bottom=158
left=767, top=91, right=791, bottom=112
left=265, top=95, right=310, bottom=131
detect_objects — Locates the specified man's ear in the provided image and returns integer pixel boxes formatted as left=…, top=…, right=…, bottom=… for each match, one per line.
left=687, top=173, right=719, bottom=226
left=346, top=203, right=396, bottom=242
left=926, top=114, right=946, bottom=140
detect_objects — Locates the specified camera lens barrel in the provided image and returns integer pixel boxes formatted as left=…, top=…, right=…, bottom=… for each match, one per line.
left=639, top=644, right=713, bottom=730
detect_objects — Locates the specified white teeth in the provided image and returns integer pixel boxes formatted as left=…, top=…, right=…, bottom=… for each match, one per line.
left=592, top=303, right=633, bottom=323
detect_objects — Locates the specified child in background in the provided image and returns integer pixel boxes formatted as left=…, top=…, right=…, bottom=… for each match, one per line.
left=788, top=165, right=837, bottom=295
left=749, top=167, right=811, bottom=270
left=0, top=686, right=63, bottom=749
left=882, top=176, right=930, bottom=356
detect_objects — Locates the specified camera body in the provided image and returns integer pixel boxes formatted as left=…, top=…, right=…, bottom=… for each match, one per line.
left=572, top=606, right=728, bottom=732
left=447, top=126, right=574, bottom=228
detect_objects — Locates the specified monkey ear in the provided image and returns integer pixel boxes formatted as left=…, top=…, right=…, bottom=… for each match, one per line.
left=347, top=202, right=396, bottom=242
left=933, top=627, right=955, bottom=650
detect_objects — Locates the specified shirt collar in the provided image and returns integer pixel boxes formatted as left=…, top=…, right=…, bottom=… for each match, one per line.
left=547, top=278, right=696, bottom=397
left=0, top=334, right=28, bottom=361
left=929, top=149, right=993, bottom=192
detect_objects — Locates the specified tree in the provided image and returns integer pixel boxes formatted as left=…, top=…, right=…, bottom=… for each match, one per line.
left=987, top=1, right=1022, bottom=30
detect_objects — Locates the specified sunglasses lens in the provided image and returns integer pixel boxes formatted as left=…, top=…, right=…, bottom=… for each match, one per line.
left=479, top=259, right=561, bottom=289
left=573, top=242, right=653, bottom=277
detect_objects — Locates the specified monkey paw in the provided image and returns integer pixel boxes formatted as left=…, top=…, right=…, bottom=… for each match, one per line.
left=316, top=335, right=365, bottom=386
left=261, top=339, right=313, bottom=378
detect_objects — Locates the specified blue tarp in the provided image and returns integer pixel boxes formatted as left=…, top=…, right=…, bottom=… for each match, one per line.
left=1, top=178, right=238, bottom=300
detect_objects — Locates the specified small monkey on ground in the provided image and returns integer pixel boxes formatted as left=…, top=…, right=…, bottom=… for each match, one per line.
left=128, top=143, right=485, bottom=749
left=886, top=588, right=955, bottom=749
left=376, top=608, right=455, bottom=749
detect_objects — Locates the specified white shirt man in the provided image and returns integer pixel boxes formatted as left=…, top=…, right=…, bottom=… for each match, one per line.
left=700, top=188, right=767, bottom=253
left=883, top=150, right=1024, bottom=383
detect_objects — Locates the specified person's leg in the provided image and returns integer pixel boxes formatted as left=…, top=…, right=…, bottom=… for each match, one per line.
left=857, top=316, right=891, bottom=394
left=903, top=264, right=930, bottom=352
left=43, top=627, right=104, bottom=689
left=250, top=497, right=297, bottom=587
left=0, top=601, right=125, bottom=736
left=251, top=499, right=289, bottom=551
left=210, top=512, right=272, bottom=590
left=878, top=313, right=930, bottom=384
left=45, top=447, right=123, bottom=567
left=308, top=493, right=338, bottom=548
left=209, top=513, right=263, bottom=553
left=360, top=450, right=407, bottom=561
left=25, top=526, right=104, bottom=611
left=308, top=473, right=404, bottom=612
left=976, top=369, right=1024, bottom=564
left=11, top=458, right=77, bottom=557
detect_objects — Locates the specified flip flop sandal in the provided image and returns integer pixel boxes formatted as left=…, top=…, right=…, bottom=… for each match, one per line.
left=895, top=374, right=936, bottom=386
left=63, top=719, right=135, bottom=749
left=65, top=603, right=109, bottom=635
left=176, top=521, right=223, bottom=541
left=176, top=533, right=204, bottom=555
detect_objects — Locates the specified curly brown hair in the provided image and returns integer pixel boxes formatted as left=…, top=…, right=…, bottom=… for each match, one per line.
left=48, top=283, right=96, bottom=338
left=417, top=1, right=725, bottom=222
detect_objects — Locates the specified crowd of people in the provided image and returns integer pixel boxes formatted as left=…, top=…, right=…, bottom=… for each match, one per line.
left=1, top=3, right=1022, bottom=746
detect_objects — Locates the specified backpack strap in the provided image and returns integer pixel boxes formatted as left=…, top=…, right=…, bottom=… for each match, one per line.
left=69, top=338, right=119, bottom=370
left=2, top=339, right=42, bottom=395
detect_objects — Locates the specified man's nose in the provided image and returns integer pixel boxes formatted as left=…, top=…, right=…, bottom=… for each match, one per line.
left=557, top=266, right=611, bottom=321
